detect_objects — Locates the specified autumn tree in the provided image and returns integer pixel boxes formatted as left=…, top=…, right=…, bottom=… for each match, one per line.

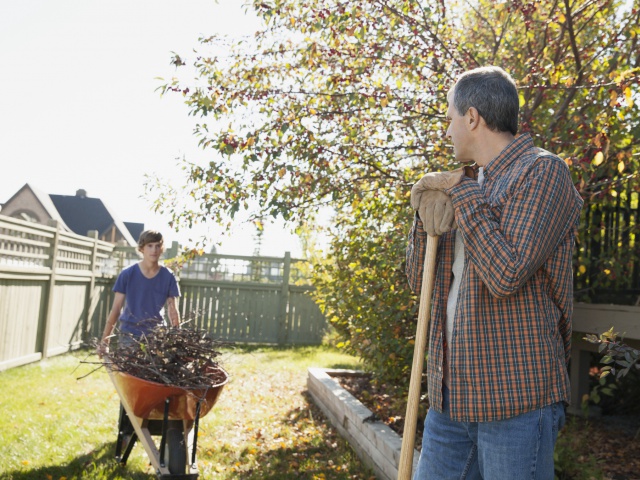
left=152, top=0, right=640, bottom=392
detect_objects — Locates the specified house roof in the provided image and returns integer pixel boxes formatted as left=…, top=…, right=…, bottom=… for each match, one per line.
left=124, top=222, right=144, bottom=243
left=49, top=190, right=138, bottom=246
left=1, top=183, right=72, bottom=230
left=2, top=183, right=141, bottom=246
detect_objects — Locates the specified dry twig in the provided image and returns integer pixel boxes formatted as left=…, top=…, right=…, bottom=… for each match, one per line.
left=83, top=324, right=231, bottom=388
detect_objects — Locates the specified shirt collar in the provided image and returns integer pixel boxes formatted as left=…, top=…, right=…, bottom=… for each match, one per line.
left=482, top=133, right=534, bottom=182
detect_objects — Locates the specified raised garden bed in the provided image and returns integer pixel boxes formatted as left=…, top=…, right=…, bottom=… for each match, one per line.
left=307, top=368, right=419, bottom=480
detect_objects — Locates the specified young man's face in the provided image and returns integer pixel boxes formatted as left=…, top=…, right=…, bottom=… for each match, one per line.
left=140, top=241, right=163, bottom=261
left=445, top=87, right=474, bottom=164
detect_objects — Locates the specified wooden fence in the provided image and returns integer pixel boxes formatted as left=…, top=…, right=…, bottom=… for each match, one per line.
left=0, top=215, right=327, bottom=371
left=574, top=186, right=640, bottom=305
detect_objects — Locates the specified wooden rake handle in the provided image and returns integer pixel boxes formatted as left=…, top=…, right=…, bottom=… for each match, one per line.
left=397, top=235, right=439, bottom=480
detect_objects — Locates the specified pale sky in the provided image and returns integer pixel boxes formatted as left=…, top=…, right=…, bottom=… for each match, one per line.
left=0, top=0, right=303, bottom=257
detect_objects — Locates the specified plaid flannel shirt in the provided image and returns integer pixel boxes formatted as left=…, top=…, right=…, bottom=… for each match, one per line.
left=406, top=134, right=583, bottom=422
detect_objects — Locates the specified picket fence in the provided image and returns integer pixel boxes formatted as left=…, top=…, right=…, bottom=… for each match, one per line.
left=0, top=214, right=326, bottom=371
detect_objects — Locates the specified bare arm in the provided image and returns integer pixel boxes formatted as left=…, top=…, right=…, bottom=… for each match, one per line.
left=97, top=292, right=125, bottom=356
left=167, top=297, right=181, bottom=328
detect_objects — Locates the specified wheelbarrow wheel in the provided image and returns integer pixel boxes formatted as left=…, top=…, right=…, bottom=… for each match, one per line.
left=165, top=428, right=187, bottom=474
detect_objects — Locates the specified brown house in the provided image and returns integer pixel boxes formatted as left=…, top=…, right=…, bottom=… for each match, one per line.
left=1, top=183, right=142, bottom=246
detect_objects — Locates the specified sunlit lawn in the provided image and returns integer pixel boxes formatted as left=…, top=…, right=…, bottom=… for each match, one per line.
left=0, top=345, right=374, bottom=479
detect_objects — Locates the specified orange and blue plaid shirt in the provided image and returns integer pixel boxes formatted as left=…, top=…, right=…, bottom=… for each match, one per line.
left=406, top=134, right=583, bottom=422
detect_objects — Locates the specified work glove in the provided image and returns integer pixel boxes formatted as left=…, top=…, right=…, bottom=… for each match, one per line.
left=412, top=165, right=477, bottom=192
left=410, top=189, right=456, bottom=236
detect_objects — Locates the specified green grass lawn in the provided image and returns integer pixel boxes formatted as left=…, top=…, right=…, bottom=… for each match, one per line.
left=0, top=345, right=374, bottom=480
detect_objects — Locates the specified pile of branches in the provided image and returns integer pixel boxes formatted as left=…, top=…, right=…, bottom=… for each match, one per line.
left=100, top=325, right=231, bottom=389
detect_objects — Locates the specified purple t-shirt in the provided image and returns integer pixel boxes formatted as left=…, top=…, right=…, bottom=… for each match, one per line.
left=113, top=264, right=180, bottom=337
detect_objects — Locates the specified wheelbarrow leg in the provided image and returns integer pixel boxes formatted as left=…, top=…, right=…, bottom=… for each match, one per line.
left=116, top=403, right=137, bottom=464
left=159, top=398, right=170, bottom=468
left=190, top=400, right=202, bottom=469
left=158, top=397, right=188, bottom=475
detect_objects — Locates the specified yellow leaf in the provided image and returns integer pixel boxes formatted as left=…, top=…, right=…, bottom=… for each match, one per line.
left=578, top=265, right=586, bottom=274
left=565, top=77, right=574, bottom=87
left=618, top=160, right=625, bottom=173
left=624, top=87, right=634, bottom=107
left=604, top=269, right=611, bottom=275
left=557, top=12, right=566, bottom=23
left=518, top=93, right=526, bottom=107
left=610, top=90, right=618, bottom=107
left=592, top=151, right=604, bottom=166
left=309, top=108, right=317, bottom=115
left=594, top=133, right=603, bottom=147
left=602, top=326, right=618, bottom=341
left=380, top=96, right=388, bottom=108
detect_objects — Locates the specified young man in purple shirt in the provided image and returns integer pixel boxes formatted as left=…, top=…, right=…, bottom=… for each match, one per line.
left=98, top=230, right=180, bottom=355
left=407, top=66, right=583, bottom=479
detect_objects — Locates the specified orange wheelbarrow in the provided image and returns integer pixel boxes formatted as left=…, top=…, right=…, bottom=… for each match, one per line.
left=106, top=360, right=228, bottom=479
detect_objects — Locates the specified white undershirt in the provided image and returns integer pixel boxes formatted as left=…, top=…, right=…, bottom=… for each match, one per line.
left=444, top=167, right=484, bottom=387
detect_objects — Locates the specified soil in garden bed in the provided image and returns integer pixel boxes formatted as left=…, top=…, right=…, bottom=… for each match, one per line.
left=334, top=373, right=640, bottom=480
left=335, top=373, right=426, bottom=450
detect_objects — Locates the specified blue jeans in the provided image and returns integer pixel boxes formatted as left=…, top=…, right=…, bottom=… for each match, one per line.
left=414, top=386, right=565, bottom=480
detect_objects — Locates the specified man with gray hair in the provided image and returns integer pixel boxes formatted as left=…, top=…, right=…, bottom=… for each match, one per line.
left=406, top=66, right=583, bottom=478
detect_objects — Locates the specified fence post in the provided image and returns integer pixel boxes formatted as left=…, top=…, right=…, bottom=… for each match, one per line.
left=277, top=252, right=291, bottom=345
left=41, top=220, right=62, bottom=359
left=166, top=241, right=179, bottom=259
left=84, top=230, right=99, bottom=343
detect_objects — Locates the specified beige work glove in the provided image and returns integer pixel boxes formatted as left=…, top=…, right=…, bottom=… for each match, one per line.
left=412, top=165, right=477, bottom=192
left=410, top=188, right=456, bottom=236
left=411, top=166, right=476, bottom=192
left=410, top=166, right=476, bottom=236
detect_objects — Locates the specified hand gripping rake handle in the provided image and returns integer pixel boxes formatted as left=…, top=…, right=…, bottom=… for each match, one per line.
left=397, top=235, right=439, bottom=480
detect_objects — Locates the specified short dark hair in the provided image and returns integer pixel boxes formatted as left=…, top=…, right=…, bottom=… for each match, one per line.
left=137, top=230, right=164, bottom=250
left=452, top=66, right=519, bottom=135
